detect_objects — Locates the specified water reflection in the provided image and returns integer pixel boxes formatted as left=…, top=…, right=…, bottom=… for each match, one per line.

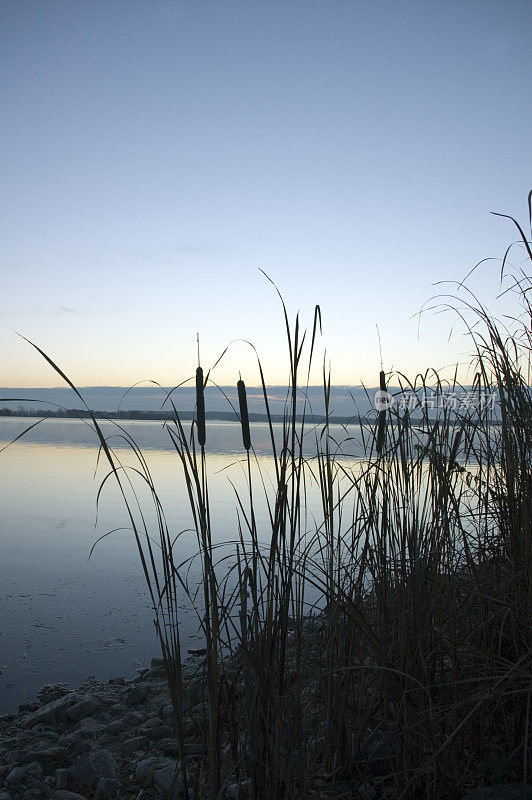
left=1, top=418, right=357, bottom=712
left=1, top=416, right=479, bottom=713
left=0, top=416, right=371, bottom=457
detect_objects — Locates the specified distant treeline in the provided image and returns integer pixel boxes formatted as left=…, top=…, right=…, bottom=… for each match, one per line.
left=0, top=406, right=500, bottom=428
left=0, top=406, right=370, bottom=425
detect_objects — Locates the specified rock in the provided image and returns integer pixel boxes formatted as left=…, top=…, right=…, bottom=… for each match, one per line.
left=18, top=702, right=39, bottom=714
left=21, top=747, right=67, bottom=767
left=120, top=737, right=147, bottom=755
left=108, top=704, right=126, bottom=715
left=37, top=685, right=71, bottom=704
left=21, top=695, right=77, bottom=729
left=93, top=777, right=122, bottom=800
left=25, top=763, right=43, bottom=776
left=135, top=757, right=161, bottom=783
left=3, top=751, right=23, bottom=767
left=147, top=725, right=174, bottom=740
left=150, top=658, right=164, bottom=669
left=58, top=731, right=91, bottom=752
left=6, top=767, right=27, bottom=786
left=158, top=739, right=179, bottom=756
left=139, top=668, right=164, bottom=684
left=153, top=762, right=182, bottom=794
left=23, top=790, right=42, bottom=800
left=0, top=767, right=11, bottom=781
left=162, top=705, right=174, bottom=719
left=137, top=717, right=160, bottom=732
left=78, top=718, right=104, bottom=733
left=66, top=697, right=101, bottom=723
left=123, top=712, right=143, bottom=727
left=124, top=685, right=149, bottom=706
left=102, top=721, right=123, bottom=736
left=68, top=750, right=117, bottom=790
left=460, top=786, right=532, bottom=800
left=56, top=769, right=68, bottom=790
left=55, top=792, right=89, bottom=800
left=0, top=792, right=11, bottom=800
left=1, top=738, right=22, bottom=752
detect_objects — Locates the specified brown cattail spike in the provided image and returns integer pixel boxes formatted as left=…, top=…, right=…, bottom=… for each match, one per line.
left=237, top=379, right=251, bottom=451
left=376, top=370, right=386, bottom=455
left=196, top=367, right=206, bottom=447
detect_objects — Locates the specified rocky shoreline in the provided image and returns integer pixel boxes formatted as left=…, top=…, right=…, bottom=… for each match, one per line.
left=1, top=646, right=531, bottom=800
left=0, top=655, right=206, bottom=800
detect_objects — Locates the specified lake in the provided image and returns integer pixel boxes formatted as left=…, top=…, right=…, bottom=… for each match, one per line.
left=0, top=416, right=367, bottom=713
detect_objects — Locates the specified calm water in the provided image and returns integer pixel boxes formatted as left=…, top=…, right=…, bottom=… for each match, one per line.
left=0, top=417, right=365, bottom=713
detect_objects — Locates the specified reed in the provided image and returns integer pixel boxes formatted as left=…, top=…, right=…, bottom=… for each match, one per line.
left=16, top=192, right=532, bottom=799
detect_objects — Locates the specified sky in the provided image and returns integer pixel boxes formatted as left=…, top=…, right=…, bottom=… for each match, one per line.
left=1, top=0, right=531, bottom=390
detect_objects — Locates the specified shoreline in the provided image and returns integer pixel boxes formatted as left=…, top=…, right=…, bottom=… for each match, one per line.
left=0, top=618, right=519, bottom=800
left=0, top=654, right=203, bottom=800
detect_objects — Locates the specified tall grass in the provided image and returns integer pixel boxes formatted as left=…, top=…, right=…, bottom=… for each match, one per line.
left=18, top=194, right=532, bottom=799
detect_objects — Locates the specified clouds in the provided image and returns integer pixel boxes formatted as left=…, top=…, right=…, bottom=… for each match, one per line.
left=0, top=305, right=101, bottom=317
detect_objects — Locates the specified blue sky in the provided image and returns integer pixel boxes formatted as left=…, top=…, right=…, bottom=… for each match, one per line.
left=1, top=0, right=531, bottom=389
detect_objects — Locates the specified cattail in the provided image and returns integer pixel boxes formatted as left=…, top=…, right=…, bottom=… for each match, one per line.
left=376, top=370, right=387, bottom=455
left=196, top=366, right=206, bottom=447
left=237, top=378, right=251, bottom=451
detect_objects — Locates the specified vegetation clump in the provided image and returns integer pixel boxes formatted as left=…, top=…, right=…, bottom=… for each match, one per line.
left=13, top=196, right=532, bottom=799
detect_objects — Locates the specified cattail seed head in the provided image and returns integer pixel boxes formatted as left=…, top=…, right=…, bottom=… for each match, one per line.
left=237, top=378, right=251, bottom=451
left=376, top=370, right=386, bottom=455
left=196, top=367, right=206, bottom=447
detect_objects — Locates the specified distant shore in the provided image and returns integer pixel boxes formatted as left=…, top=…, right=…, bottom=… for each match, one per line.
left=0, top=408, right=371, bottom=425
left=0, top=408, right=499, bottom=427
